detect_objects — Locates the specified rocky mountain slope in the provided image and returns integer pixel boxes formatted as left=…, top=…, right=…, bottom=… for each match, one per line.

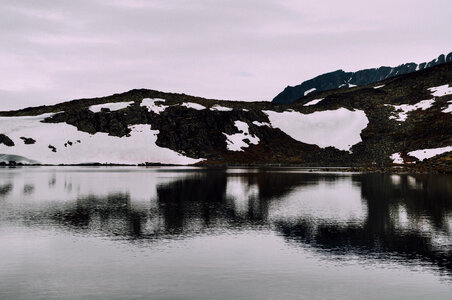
left=273, top=52, right=452, bottom=104
left=0, top=62, right=451, bottom=172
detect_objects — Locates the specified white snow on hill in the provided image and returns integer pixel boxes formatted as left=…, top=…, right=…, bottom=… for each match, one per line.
left=223, top=121, right=259, bottom=151
left=304, top=88, right=316, bottom=96
left=89, top=101, right=133, bottom=113
left=407, top=146, right=452, bottom=161
left=140, top=98, right=168, bottom=114
left=428, top=84, right=452, bottom=97
left=304, top=98, right=324, bottom=106
left=0, top=114, right=203, bottom=165
left=390, top=153, right=404, bottom=164
left=181, top=102, right=206, bottom=110
left=210, top=105, right=233, bottom=112
left=252, top=121, right=270, bottom=127
left=390, top=146, right=452, bottom=163
left=374, top=85, right=385, bottom=89
left=442, top=101, right=452, bottom=113
left=0, top=154, right=39, bottom=164
left=263, top=108, right=368, bottom=151
left=386, top=99, right=435, bottom=122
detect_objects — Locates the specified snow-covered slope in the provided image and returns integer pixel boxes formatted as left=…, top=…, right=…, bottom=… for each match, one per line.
left=0, top=60, right=451, bottom=170
left=263, top=108, right=368, bottom=151
left=0, top=114, right=203, bottom=165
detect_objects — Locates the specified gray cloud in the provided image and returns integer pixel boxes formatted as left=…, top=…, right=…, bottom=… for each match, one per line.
left=0, top=0, right=451, bottom=110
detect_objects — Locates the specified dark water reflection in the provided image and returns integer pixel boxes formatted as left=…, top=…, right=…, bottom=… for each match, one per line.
left=278, top=174, right=452, bottom=274
left=0, top=167, right=451, bottom=299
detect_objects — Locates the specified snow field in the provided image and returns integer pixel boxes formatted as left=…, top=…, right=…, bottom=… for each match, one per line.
left=263, top=108, right=368, bottom=151
left=140, top=98, right=168, bottom=114
left=304, top=98, right=324, bottom=106
left=180, top=102, right=206, bottom=110
left=408, top=146, right=452, bottom=161
left=89, top=101, right=134, bottom=113
left=223, top=121, right=259, bottom=151
left=210, top=105, right=233, bottom=112
left=390, top=146, right=452, bottom=163
left=428, top=84, right=452, bottom=97
left=386, top=99, right=435, bottom=122
left=0, top=114, right=204, bottom=165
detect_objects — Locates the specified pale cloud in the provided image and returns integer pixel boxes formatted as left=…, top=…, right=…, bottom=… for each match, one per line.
left=0, top=0, right=451, bottom=110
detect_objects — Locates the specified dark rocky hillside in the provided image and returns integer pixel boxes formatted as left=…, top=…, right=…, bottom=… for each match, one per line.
left=273, top=52, right=452, bottom=104
left=0, top=62, right=451, bottom=172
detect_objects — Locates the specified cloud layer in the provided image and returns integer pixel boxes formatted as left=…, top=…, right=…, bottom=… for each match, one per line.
left=1, top=0, right=451, bottom=110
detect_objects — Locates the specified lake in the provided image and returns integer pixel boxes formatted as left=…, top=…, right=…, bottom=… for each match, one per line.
left=0, top=167, right=451, bottom=299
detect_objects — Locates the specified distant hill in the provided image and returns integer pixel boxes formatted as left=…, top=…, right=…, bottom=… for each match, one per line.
left=1, top=62, right=451, bottom=172
left=272, top=52, right=452, bottom=104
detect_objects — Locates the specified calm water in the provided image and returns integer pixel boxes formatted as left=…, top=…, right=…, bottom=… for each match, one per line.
left=0, top=167, right=451, bottom=299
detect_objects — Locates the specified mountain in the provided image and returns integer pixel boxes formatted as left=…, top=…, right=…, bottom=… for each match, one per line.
left=273, top=52, right=452, bottom=104
left=0, top=62, right=451, bottom=172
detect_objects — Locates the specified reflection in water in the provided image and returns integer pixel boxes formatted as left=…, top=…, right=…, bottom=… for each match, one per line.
left=278, top=174, right=452, bottom=276
left=0, top=168, right=451, bottom=281
left=0, top=183, right=12, bottom=197
left=23, top=184, right=34, bottom=195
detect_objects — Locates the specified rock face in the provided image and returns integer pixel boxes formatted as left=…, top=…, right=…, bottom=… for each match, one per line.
left=0, top=61, right=451, bottom=172
left=273, top=52, right=452, bottom=104
left=20, top=137, right=36, bottom=144
left=0, top=134, right=14, bottom=147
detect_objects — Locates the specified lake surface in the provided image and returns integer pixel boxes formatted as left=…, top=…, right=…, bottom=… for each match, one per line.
left=0, top=167, right=451, bottom=299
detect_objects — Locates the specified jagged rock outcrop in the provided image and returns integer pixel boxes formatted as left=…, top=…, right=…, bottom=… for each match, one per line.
left=273, top=52, right=452, bottom=104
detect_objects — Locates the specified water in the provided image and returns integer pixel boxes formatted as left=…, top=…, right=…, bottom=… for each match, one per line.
left=0, top=167, right=451, bottom=299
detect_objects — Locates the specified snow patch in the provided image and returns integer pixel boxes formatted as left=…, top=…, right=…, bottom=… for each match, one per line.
left=390, top=153, right=404, bottom=164
left=263, top=108, right=369, bottom=151
left=304, top=88, right=316, bottom=96
left=339, top=83, right=356, bottom=88
left=210, top=105, right=233, bottom=112
left=252, top=121, right=271, bottom=127
left=408, top=146, right=452, bottom=161
left=223, top=121, right=259, bottom=151
left=304, top=98, right=324, bottom=106
left=0, top=114, right=203, bottom=165
left=89, top=101, right=133, bottom=113
left=442, top=101, right=452, bottom=113
left=180, top=102, right=206, bottom=110
left=428, top=84, right=452, bottom=97
left=0, top=154, right=39, bottom=164
left=140, top=98, right=168, bottom=114
left=386, top=99, right=435, bottom=121
left=374, top=85, right=385, bottom=89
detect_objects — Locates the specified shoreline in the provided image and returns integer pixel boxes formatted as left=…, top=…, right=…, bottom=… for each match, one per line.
left=0, top=163, right=450, bottom=174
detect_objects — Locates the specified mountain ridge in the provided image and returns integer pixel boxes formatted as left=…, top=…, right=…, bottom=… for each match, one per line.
left=273, top=52, right=452, bottom=104
left=1, top=62, right=451, bottom=172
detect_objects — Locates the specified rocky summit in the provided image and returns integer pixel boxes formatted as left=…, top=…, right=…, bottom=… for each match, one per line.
left=0, top=62, right=451, bottom=172
left=273, top=52, right=452, bottom=104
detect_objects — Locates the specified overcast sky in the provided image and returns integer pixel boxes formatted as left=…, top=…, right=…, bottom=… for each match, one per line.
left=1, top=0, right=451, bottom=110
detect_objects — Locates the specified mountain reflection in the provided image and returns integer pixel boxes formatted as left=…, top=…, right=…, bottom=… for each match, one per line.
left=0, top=182, right=13, bottom=197
left=277, top=174, right=452, bottom=275
left=1, top=169, right=451, bottom=276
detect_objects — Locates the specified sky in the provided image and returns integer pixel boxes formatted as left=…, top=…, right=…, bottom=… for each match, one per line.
left=0, top=0, right=451, bottom=110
